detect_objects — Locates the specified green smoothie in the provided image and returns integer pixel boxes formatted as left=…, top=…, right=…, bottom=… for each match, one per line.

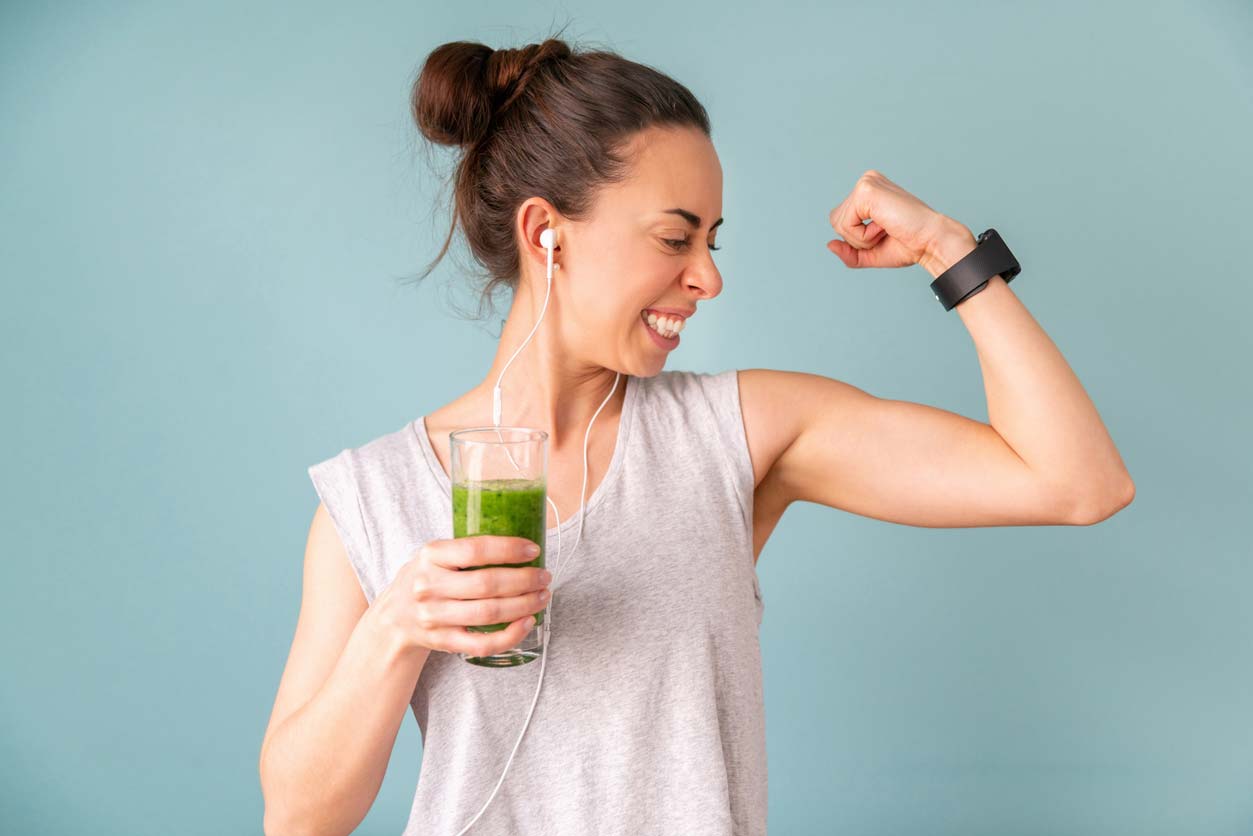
left=452, top=477, right=547, bottom=633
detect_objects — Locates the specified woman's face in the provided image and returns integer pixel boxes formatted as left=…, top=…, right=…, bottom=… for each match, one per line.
left=558, top=125, right=724, bottom=377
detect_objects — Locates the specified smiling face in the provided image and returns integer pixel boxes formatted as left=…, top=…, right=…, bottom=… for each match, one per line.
left=533, top=124, right=724, bottom=377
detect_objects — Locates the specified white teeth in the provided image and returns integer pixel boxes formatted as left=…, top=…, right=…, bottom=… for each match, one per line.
left=652, top=318, right=678, bottom=336
left=642, top=310, right=685, bottom=338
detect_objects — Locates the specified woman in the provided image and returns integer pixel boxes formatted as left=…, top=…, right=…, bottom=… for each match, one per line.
left=260, top=37, right=1135, bottom=835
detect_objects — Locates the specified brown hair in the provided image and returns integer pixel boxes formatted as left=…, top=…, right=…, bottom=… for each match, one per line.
left=407, top=31, right=711, bottom=321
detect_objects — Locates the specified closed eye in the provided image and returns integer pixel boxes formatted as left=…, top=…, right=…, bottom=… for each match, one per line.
left=663, top=238, right=721, bottom=252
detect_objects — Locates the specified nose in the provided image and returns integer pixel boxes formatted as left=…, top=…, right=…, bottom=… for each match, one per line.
left=684, top=248, right=723, bottom=300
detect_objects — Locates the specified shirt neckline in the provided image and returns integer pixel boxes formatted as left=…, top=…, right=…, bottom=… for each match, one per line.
left=411, top=373, right=639, bottom=539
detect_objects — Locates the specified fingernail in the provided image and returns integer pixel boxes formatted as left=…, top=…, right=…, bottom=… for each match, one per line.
left=526, top=543, right=541, bottom=557
left=540, top=569, right=552, bottom=584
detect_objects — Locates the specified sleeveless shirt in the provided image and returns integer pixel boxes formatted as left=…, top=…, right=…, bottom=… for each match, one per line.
left=306, top=368, right=767, bottom=835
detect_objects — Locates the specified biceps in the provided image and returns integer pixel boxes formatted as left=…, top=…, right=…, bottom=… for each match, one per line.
left=777, top=385, right=1075, bottom=528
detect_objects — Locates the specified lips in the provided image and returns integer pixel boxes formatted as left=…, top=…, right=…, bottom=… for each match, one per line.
left=641, top=313, right=680, bottom=348
left=643, top=306, right=695, bottom=321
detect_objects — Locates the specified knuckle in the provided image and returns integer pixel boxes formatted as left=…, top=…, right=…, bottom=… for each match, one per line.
left=415, top=603, right=437, bottom=630
left=418, top=540, right=436, bottom=560
left=476, top=540, right=498, bottom=565
left=482, top=572, right=503, bottom=597
left=472, top=600, right=499, bottom=624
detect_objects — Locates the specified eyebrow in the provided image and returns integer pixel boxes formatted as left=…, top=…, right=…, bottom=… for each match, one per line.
left=662, top=208, right=724, bottom=231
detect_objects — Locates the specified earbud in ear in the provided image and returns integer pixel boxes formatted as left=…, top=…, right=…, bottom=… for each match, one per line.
left=539, top=228, right=558, bottom=281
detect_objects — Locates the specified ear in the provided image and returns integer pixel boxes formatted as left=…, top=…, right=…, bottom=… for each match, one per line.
left=518, top=198, right=563, bottom=264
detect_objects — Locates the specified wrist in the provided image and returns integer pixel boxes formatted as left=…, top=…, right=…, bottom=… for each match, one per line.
left=361, top=608, right=431, bottom=671
left=920, top=217, right=977, bottom=279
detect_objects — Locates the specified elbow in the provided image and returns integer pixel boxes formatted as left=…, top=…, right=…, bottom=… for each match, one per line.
left=260, top=765, right=356, bottom=836
left=259, top=756, right=310, bottom=836
left=260, top=801, right=290, bottom=836
left=263, top=809, right=324, bottom=836
left=1067, top=474, right=1136, bottom=526
left=261, top=790, right=331, bottom=836
left=261, top=813, right=288, bottom=836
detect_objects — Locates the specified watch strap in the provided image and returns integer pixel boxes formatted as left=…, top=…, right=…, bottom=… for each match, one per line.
left=929, top=228, right=1021, bottom=311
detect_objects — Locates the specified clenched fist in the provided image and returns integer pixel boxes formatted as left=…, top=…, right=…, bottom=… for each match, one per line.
left=826, top=169, right=975, bottom=278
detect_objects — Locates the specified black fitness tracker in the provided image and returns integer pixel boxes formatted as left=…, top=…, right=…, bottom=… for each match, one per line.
left=930, top=228, right=1021, bottom=311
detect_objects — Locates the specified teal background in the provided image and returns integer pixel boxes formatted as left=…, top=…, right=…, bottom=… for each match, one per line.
left=3, top=1, right=1250, bottom=833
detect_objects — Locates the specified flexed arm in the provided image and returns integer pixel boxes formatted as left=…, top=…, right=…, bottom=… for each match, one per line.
left=738, top=170, right=1134, bottom=528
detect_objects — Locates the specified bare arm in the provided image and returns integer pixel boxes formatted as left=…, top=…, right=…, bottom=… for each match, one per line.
left=924, top=221, right=1136, bottom=521
left=259, top=503, right=431, bottom=836
left=740, top=181, right=1135, bottom=529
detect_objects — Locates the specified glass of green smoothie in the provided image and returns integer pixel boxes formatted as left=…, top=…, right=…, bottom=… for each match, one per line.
left=450, top=426, right=548, bottom=668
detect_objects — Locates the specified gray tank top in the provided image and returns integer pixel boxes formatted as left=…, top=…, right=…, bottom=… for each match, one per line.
left=307, top=368, right=767, bottom=834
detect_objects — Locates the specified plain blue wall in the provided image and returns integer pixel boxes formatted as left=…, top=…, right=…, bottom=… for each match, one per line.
left=3, top=1, right=1250, bottom=834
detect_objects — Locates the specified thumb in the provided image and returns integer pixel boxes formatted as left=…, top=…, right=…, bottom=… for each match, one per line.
left=827, top=238, right=858, bottom=267
left=827, top=235, right=918, bottom=269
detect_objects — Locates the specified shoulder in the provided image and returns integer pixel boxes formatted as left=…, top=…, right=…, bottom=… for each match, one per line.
left=636, top=368, right=745, bottom=431
left=305, top=418, right=440, bottom=603
left=734, top=368, right=830, bottom=492
left=736, top=367, right=888, bottom=498
left=641, top=367, right=738, bottom=404
left=307, top=419, right=425, bottom=500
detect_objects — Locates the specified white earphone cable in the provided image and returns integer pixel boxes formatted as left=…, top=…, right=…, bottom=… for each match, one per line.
left=454, top=229, right=619, bottom=835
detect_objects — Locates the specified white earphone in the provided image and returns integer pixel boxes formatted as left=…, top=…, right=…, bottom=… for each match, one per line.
left=455, top=227, right=621, bottom=835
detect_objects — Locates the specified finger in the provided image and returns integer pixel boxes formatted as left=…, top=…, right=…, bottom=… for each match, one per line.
left=434, top=615, right=536, bottom=656
left=851, top=219, right=887, bottom=249
left=428, top=535, right=540, bottom=570
left=827, top=234, right=916, bottom=269
left=828, top=237, right=885, bottom=268
left=829, top=199, right=878, bottom=251
left=433, top=587, right=551, bottom=628
left=433, top=562, right=550, bottom=601
left=829, top=236, right=886, bottom=268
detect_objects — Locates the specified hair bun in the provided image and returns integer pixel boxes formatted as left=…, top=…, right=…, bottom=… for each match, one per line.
left=412, top=39, right=572, bottom=149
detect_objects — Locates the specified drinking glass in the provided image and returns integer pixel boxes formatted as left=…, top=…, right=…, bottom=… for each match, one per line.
left=450, top=426, right=548, bottom=667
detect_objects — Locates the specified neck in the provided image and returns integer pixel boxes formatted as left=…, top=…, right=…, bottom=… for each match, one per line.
left=476, top=282, right=626, bottom=449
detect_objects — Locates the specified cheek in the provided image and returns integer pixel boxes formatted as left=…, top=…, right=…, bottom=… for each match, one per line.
left=571, top=277, right=635, bottom=328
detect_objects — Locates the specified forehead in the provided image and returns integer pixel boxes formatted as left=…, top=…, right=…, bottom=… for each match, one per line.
left=604, top=126, right=722, bottom=222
